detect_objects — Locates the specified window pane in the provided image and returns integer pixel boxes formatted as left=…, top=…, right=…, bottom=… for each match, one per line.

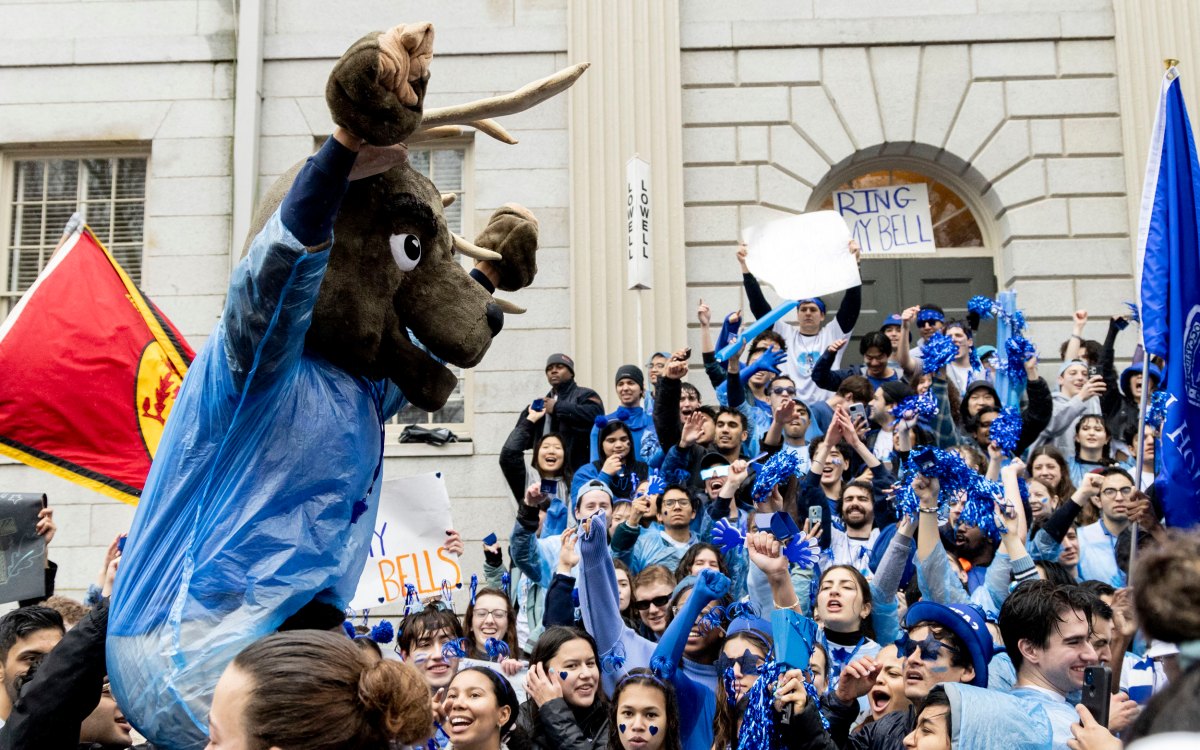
left=431, top=149, right=463, bottom=191
left=84, top=159, right=114, bottom=201
left=115, top=158, right=147, bottom=199
left=45, top=203, right=76, bottom=243
left=443, top=199, right=462, bottom=235
left=83, top=201, right=112, bottom=242
left=12, top=202, right=43, bottom=247
left=16, top=162, right=43, bottom=201
left=113, top=201, right=144, bottom=245
left=408, top=150, right=430, bottom=175
left=45, top=160, right=78, bottom=201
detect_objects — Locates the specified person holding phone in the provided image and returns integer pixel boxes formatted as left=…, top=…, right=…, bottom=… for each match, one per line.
left=1035, top=360, right=1106, bottom=458
left=517, top=353, right=605, bottom=475
left=1001, top=581, right=1100, bottom=750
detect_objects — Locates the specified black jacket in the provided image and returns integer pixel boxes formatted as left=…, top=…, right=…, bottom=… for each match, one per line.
left=824, top=691, right=914, bottom=750
left=515, top=379, right=604, bottom=475
left=517, top=697, right=609, bottom=750
left=0, top=599, right=108, bottom=750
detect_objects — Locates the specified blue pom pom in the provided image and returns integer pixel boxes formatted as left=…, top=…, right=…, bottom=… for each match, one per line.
left=600, top=642, right=628, bottom=674
left=752, top=449, right=801, bottom=503
left=370, top=620, right=395, bottom=644
left=342, top=621, right=357, bottom=639
left=1146, top=390, right=1168, bottom=429
left=989, top=407, right=1023, bottom=456
left=484, top=637, right=510, bottom=662
left=921, top=332, right=958, bottom=374
left=890, top=390, right=938, bottom=421
left=1002, top=336, right=1037, bottom=385
left=649, top=655, right=675, bottom=680
left=967, top=296, right=996, bottom=319
left=1007, top=309, right=1028, bottom=335
left=1124, top=301, right=1141, bottom=324
left=894, top=446, right=1003, bottom=541
left=736, top=657, right=784, bottom=750
left=442, top=637, right=468, bottom=660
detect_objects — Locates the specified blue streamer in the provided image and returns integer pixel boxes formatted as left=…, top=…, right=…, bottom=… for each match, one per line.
left=484, top=637, right=510, bottom=662
left=500, top=572, right=511, bottom=597
left=890, top=390, right=938, bottom=421
left=804, top=679, right=829, bottom=730
left=990, top=407, right=1023, bottom=456
left=600, top=642, right=628, bottom=674
left=921, top=332, right=958, bottom=374
left=441, top=580, right=454, bottom=608
left=699, top=606, right=728, bottom=634
left=469, top=574, right=478, bottom=606
left=736, top=657, right=783, bottom=750
left=1124, top=301, right=1141, bottom=325
left=649, top=655, right=675, bottom=680
left=369, top=620, right=394, bottom=644
left=402, top=584, right=419, bottom=616
left=752, top=449, right=800, bottom=504
left=722, top=665, right=739, bottom=706
left=442, top=637, right=468, bottom=660
left=725, top=601, right=760, bottom=621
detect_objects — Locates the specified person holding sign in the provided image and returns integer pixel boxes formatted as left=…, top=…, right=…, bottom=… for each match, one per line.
left=737, top=240, right=863, bottom=406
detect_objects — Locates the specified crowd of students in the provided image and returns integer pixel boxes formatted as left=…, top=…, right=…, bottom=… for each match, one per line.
left=0, top=240, right=1196, bottom=750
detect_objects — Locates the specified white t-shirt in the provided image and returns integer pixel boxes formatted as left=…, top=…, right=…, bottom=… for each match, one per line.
left=773, top=318, right=850, bottom=405
left=779, top=441, right=812, bottom=475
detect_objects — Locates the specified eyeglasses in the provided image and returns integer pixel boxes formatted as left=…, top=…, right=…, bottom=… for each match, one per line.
left=1101, top=486, right=1135, bottom=499
left=661, top=497, right=691, bottom=509
left=717, top=649, right=765, bottom=676
left=896, top=633, right=959, bottom=662
left=633, top=594, right=671, bottom=611
left=771, top=386, right=797, bottom=396
left=474, top=608, right=509, bottom=622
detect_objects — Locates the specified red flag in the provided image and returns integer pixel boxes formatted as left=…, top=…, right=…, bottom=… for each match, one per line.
left=0, top=227, right=194, bottom=504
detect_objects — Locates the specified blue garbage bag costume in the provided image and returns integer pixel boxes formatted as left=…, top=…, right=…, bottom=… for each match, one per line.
left=107, top=139, right=406, bottom=749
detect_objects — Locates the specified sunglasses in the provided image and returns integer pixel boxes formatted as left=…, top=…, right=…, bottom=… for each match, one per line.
left=717, top=648, right=765, bottom=676
left=896, top=633, right=959, bottom=662
left=771, top=386, right=797, bottom=396
left=633, top=594, right=671, bottom=612
left=917, top=319, right=941, bottom=328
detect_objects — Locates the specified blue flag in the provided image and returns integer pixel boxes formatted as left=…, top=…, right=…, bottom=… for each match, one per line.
left=1138, top=67, right=1200, bottom=527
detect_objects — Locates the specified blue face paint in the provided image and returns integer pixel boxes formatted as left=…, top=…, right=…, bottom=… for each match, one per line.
left=930, top=666, right=950, bottom=673
left=619, top=725, right=626, bottom=734
left=649, top=726, right=659, bottom=736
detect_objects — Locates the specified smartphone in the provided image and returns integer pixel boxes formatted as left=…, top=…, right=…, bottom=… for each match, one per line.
left=117, top=534, right=127, bottom=554
left=807, top=505, right=823, bottom=526
left=847, top=402, right=868, bottom=424
left=482, top=532, right=498, bottom=547
left=1081, top=665, right=1112, bottom=728
left=531, top=398, right=545, bottom=411
left=1087, top=365, right=1101, bottom=379
left=540, top=478, right=558, bottom=497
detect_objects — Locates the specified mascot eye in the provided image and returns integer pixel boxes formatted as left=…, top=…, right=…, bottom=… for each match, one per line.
left=389, top=233, right=422, bottom=271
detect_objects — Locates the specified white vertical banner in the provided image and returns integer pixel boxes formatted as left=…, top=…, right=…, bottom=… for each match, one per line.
left=626, top=155, right=652, bottom=290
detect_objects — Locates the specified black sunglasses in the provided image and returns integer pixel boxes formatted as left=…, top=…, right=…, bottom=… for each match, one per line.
left=633, top=594, right=671, bottom=612
left=771, top=386, right=797, bottom=396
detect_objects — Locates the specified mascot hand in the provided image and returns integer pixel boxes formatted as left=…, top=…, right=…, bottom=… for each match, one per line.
left=327, top=22, right=434, bottom=146
left=473, top=203, right=539, bottom=292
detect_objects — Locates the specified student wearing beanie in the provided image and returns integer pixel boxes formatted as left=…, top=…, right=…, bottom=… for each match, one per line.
left=588, top=365, right=658, bottom=463
left=519, top=353, right=605, bottom=475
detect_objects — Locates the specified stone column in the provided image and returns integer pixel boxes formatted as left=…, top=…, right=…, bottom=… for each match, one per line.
left=567, top=0, right=688, bottom=392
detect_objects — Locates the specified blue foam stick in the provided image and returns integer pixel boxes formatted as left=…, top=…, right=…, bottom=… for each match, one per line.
left=714, top=300, right=799, bottom=363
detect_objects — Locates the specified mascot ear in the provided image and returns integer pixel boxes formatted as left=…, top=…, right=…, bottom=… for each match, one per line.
left=474, top=203, right=539, bottom=292
left=326, top=22, right=435, bottom=146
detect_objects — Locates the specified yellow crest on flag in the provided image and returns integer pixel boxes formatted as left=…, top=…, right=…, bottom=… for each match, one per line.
left=136, top=341, right=183, bottom=459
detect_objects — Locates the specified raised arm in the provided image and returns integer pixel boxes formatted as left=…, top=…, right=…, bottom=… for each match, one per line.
left=739, top=242, right=775, bottom=320
left=577, top=513, right=654, bottom=681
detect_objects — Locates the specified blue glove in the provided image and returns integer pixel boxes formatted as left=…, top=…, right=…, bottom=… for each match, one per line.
left=716, top=312, right=742, bottom=352
left=695, top=567, right=732, bottom=600
left=740, top=346, right=786, bottom=386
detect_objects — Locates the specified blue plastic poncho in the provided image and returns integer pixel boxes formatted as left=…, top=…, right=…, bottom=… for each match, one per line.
left=107, top=207, right=404, bottom=749
left=942, top=683, right=1055, bottom=750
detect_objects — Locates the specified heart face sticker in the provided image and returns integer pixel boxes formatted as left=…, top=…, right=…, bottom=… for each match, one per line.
left=648, top=726, right=659, bottom=736
left=618, top=725, right=626, bottom=734
left=560, top=671, right=568, bottom=680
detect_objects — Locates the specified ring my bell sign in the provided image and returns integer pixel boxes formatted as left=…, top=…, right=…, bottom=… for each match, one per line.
left=627, top=156, right=652, bottom=289
left=833, top=183, right=937, bottom=254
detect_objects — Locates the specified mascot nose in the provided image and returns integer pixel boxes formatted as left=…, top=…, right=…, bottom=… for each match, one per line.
left=486, top=302, right=504, bottom=336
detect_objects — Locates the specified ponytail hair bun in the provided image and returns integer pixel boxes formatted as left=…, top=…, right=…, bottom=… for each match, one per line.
left=358, top=657, right=434, bottom=745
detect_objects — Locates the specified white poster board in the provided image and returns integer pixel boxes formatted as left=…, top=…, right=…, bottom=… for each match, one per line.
left=741, top=211, right=861, bottom=300
left=626, top=156, right=652, bottom=290
left=833, top=183, right=937, bottom=254
left=350, top=472, right=461, bottom=610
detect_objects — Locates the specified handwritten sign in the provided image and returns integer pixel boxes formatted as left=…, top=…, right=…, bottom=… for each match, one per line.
left=0, top=493, right=46, bottom=604
left=350, top=473, right=461, bottom=610
left=626, top=156, right=652, bottom=290
left=742, top=211, right=861, bottom=300
left=833, top=183, right=936, bottom=254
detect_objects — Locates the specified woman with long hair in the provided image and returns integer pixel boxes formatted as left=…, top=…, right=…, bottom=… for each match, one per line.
left=571, top=421, right=650, bottom=502
left=500, top=422, right=572, bottom=537
left=674, top=543, right=728, bottom=582
left=464, top=586, right=524, bottom=670
left=608, top=671, right=682, bottom=750
left=519, top=626, right=608, bottom=750
left=711, top=624, right=773, bottom=750
left=207, top=630, right=433, bottom=750
left=1068, top=414, right=1130, bottom=485
left=1028, top=445, right=1077, bottom=509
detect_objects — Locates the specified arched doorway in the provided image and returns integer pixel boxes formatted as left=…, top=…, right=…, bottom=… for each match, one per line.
left=807, top=154, right=1001, bottom=347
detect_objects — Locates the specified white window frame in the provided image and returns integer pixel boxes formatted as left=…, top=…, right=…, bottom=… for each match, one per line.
left=0, top=146, right=150, bottom=318
left=384, top=136, right=477, bottom=441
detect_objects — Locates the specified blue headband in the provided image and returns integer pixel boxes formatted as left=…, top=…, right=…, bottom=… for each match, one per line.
left=798, top=298, right=826, bottom=314
left=916, top=309, right=945, bottom=324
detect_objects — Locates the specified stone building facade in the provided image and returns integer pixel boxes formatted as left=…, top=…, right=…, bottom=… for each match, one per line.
left=0, top=0, right=1194, bottom=605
